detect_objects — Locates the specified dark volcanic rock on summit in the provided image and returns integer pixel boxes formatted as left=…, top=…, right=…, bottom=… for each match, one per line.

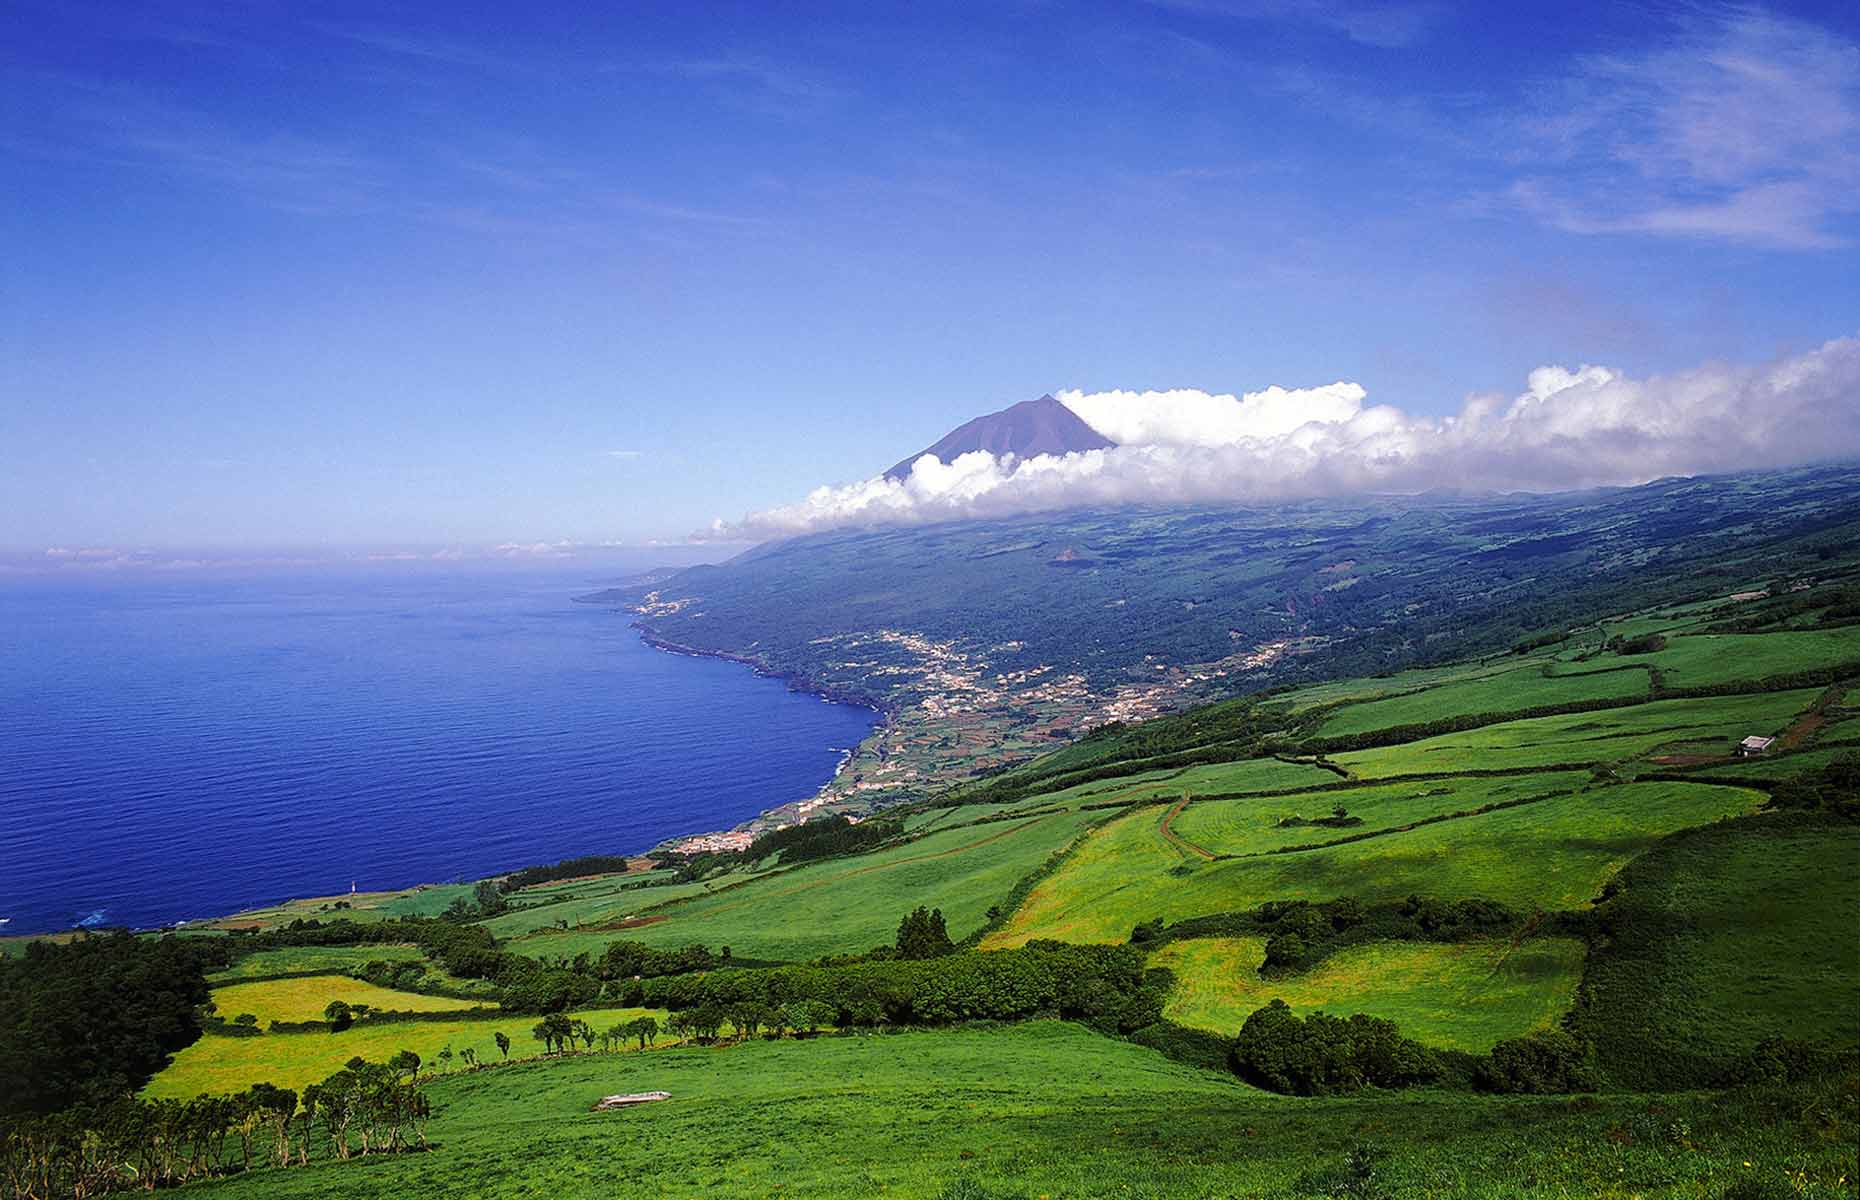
left=885, top=394, right=1115, bottom=481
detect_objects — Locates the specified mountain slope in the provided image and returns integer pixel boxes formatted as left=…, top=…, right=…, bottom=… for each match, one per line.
left=884, top=393, right=1115, bottom=480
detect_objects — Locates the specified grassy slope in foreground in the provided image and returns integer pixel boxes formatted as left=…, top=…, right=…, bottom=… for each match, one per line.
left=1149, top=936, right=1586, bottom=1052
left=183, top=1021, right=1856, bottom=1200
left=1575, top=812, right=1860, bottom=1089
left=148, top=1006, right=666, bottom=1098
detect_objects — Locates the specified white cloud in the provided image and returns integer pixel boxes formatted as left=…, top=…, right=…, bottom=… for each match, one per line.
left=711, top=335, right=1860, bottom=541
left=603, top=449, right=645, bottom=460
left=1056, top=383, right=1367, bottom=447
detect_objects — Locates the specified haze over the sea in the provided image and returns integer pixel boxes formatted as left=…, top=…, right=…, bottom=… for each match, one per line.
left=0, top=566, right=877, bottom=936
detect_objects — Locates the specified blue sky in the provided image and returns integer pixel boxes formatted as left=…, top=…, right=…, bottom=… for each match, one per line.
left=3, top=1, right=1858, bottom=559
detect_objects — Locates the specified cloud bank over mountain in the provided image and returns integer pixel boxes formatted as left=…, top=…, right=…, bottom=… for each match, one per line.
left=712, top=336, right=1860, bottom=541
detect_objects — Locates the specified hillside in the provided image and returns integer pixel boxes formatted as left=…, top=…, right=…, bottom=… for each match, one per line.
left=583, top=464, right=1860, bottom=815
left=7, top=570, right=1848, bottom=1199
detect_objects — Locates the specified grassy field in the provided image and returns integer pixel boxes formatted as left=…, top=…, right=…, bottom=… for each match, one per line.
left=521, top=807, right=1109, bottom=962
left=1168, top=771, right=1593, bottom=857
left=181, top=1021, right=1858, bottom=1200
left=148, top=1006, right=667, bottom=1098
left=1331, top=689, right=1820, bottom=776
left=1149, top=936, right=1587, bottom=1052
left=208, top=944, right=428, bottom=981
left=208, top=975, right=486, bottom=1025
left=1629, top=627, right=1860, bottom=689
left=196, top=882, right=479, bottom=931
left=1314, top=664, right=1649, bottom=738
left=484, top=866, right=780, bottom=946
left=989, top=780, right=1763, bottom=946
left=1575, top=812, right=1860, bottom=1089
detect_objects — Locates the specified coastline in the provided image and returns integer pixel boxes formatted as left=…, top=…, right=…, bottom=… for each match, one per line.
left=3, top=588, right=887, bottom=944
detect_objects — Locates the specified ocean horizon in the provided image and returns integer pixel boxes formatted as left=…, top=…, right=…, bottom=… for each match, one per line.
left=0, top=565, right=878, bottom=937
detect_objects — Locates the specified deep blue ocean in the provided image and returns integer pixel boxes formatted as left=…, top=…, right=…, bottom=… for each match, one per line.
left=0, top=567, right=877, bottom=937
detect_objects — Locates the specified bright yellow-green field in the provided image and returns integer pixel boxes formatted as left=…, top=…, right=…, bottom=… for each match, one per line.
left=148, top=1007, right=668, bottom=1098
left=988, top=780, right=1763, bottom=947
left=209, top=975, right=485, bottom=1025
left=1148, top=936, right=1587, bottom=1052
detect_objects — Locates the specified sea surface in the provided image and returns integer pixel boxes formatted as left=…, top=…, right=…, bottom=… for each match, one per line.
left=0, top=566, right=878, bottom=936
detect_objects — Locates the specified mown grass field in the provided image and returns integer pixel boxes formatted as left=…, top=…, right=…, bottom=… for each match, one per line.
left=537, top=807, right=1109, bottom=962
left=1331, top=689, right=1820, bottom=776
left=208, top=975, right=485, bottom=1024
left=1148, top=936, right=1587, bottom=1052
left=485, top=866, right=779, bottom=946
left=1167, top=771, right=1593, bottom=857
left=183, top=1022, right=1858, bottom=1200
left=1313, top=663, right=1649, bottom=738
left=989, top=780, right=1762, bottom=946
left=148, top=1006, right=667, bottom=1098
left=1629, top=626, right=1860, bottom=689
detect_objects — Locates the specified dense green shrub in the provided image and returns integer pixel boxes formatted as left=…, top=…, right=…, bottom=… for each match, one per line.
left=1230, top=1000, right=1441, bottom=1095
left=1475, top=1029, right=1598, bottom=1093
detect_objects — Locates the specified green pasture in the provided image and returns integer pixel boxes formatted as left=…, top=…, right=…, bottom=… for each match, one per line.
left=1167, top=771, right=1592, bottom=857
left=200, top=882, right=478, bottom=931
left=208, top=943, right=427, bottom=982
left=1679, top=744, right=1860, bottom=782
left=1576, top=813, right=1860, bottom=1089
left=1270, top=655, right=1539, bottom=715
left=990, top=779, right=1762, bottom=946
left=1331, top=688, right=1820, bottom=776
left=483, top=867, right=778, bottom=944
left=1313, top=663, right=1649, bottom=738
left=184, top=1021, right=1857, bottom=1200
left=1149, top=935, right=1586, bottom=1052
left=554, top=808, right=1108, bottom=962
left=148, top=1006, right=667, bottom=1098
left=208, top=975, right=485, bottom=1025
left=1630, top=626, right=1860, bottom=689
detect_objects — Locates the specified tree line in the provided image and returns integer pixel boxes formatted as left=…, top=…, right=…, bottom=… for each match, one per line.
left=0, top=1055, right=430, bottom=1199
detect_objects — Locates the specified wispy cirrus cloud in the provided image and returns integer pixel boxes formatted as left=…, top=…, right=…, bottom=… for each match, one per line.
left=1506, top=7, right=1860, bottom=249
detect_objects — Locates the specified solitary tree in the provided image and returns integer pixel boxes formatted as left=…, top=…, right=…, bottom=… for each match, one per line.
left=895, top=906, right=955, bottom=959
left=388, top=1049, right=421, bottom=1083
left=494, top=1031, right=511, bottom=1060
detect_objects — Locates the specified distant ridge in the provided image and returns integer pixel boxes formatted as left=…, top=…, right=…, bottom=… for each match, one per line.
left=885, top=394, right=1115, bottom=481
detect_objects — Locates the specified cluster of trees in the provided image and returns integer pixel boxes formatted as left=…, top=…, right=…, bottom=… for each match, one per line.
left=623, top=941, right=1164, bottom=1036
left=745, top=814, right=902, bottom=866
left=894, top=907, right=955, bottom=960
left=501, top=854, right=638, bottom=891
left=1135, top=895, right=1522, bottom=977
left=1767, top=755, right=1860, bottom=820
left=0, top=1056, right=429, bottom=1198
left=598, top=940, right=727, bottom=981
left=1230, top=1001, right=1600, bottom=1097
left=1604, top=632, right=1668, bottom=655
left=441, top=880, right=509, bottom=921
left=1232, top=1000, right=1445, bottom=1095
left=0, top=933, right=230, bottom=1118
